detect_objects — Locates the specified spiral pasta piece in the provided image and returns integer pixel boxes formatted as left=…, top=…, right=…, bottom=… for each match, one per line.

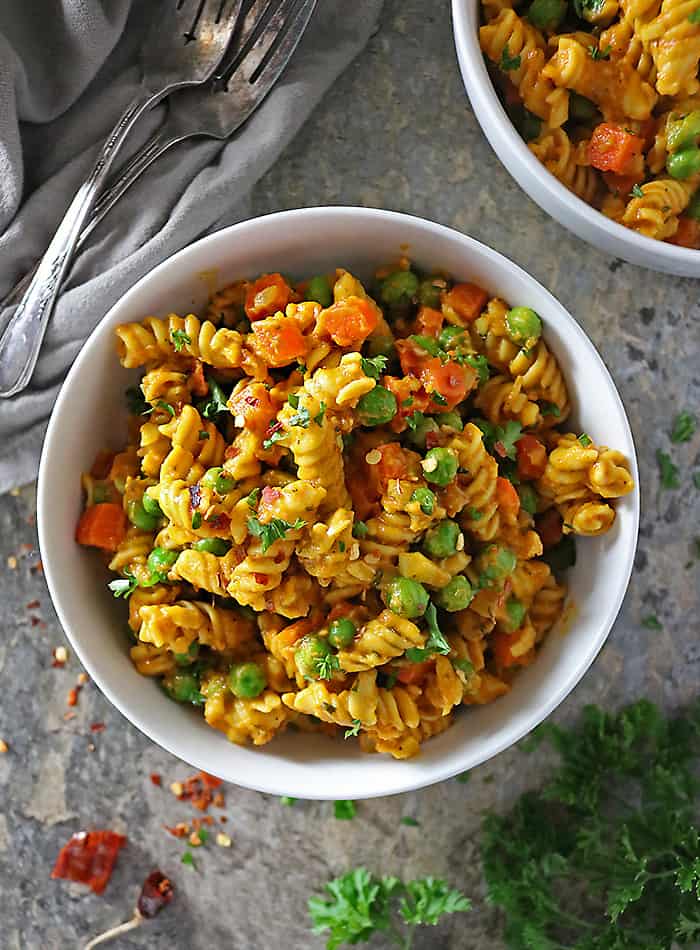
left=639, top=0, right=700, bottom=96
left=116, top=313, right=244, bottom=369
left=530, top=573, right=567, bottom=638
left=449, top=424, right=501, bottom=540
left=203, top=673, right=289, bottom=746
left=130, top=643, right=176, bottom=677
left=128, top=584, right=182, bottom=633
left=528, top=129, right=601, bottom=204
left=337, top=610, right=427, bottom=672
left=622, top=176, right=699, bottom=238
left=297, top=508, right=355, bottom=586
left=508, top=339, right=571, bottom=422
left=283, top=670, right=380, bottom=727
left=474, top=374, right=542, bottom=427
left=138, top=601, right=256, bottom=653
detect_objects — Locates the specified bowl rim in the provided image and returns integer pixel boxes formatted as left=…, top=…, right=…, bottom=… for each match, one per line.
left=38, top=206, right=640, bottom=798
left=450, top=0, right=700, bottom=277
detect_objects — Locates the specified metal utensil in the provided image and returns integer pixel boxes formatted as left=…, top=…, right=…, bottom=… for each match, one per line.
left=0, top=0, right=243, bottom=399
left=0, top=0, right=317, bottom=316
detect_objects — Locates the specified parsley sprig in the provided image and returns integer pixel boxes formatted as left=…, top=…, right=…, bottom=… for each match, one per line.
left=308, top=868, right=470, bottom=950
left=247, top=516, right=305, bottom=552
left=406, top=602, right=450, bottom=662
left=361, top=355, right=388, bottom=379
left=197, top=376, right=229, bottom=419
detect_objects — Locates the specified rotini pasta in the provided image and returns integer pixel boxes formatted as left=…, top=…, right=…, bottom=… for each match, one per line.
left=77, top=264, right=633, bottom=758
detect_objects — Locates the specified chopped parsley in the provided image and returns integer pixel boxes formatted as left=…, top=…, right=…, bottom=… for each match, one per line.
left=460, top=353, right=490, bottom=385
left=360, top=355, right=388, bottom=380
left=280, top=796, right=297, bottom=806
left=476, top=418, right=523, bottom=460
left=108, top=572, right=138, bottom=599
left=430, top=391, right=448, bottom=406
left=406, top=410, right=426, bottom=431
left=641, top=613, right=662, bottom=631
left=288, top=407, right=311, bottom=428
left=588, top=44, right=611, bottom=59
left=245, top=487, right=260, bottom=510
left=343, top=719, right=362, bottom=739
left=125, top=386, right=149, bottom=415
left=400, top=817, right=420, bottom=827
left=540, top=401, right=560, bottom=417
left=409, top=334, right=442, bottom=357
left=296, top=363, right=307, bottom=376
left=338, top=540, right=346, bottom=553
left=631, top=183, right=645, bottom=198
left=288, top=392, right=300, bottom=409
left=197, top=376, right=229, bottom=419
left=578, top=433, right=593, bottom=447
left=155, top=400, right=175, bottom=417
left=453, top=658, right=475, bottom=675
left=689, top=7, right=700, bottom=21
left=406, top=602, right=450, bottom=662
left=334, top=800, right=357, bottom=821
left=315, top=653, right=340, bottom=681
left=262, top=428, right=287, bottom=450
left=671, top=410, right=696, bottom=443
left=657, top=449, right=680, bottom=490
left=352, top=521, right=369, bottom=539
left=171, top=329, right=192, bottom=352
left=247, top=516, right=306, bottom=553
left=191, top=511, right=202, bottom=530
left=181, top=851, right=197, bottom=869
left=500, top=43, right=521, bottom=71
left=314, top=402, right=327, bottom=426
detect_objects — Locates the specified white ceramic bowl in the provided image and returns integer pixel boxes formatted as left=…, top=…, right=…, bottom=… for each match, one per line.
left=452, top=0, right=700, bottom=277
left=38, top=207, right=639, bottom=799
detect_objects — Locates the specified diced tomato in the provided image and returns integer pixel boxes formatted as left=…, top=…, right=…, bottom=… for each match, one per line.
left=244, top=273, right=293, bottom=321
left=89, top=450, right=115, bottom=480
left=75, top=503, right=127, bottom=552
left=250, top=319, right=307, bottom=367
left=536, top=508, right=563, bottom=548
left=442, top=282, right=489, bottom=324
left=51, top=830, right=127, bottom=895
left=516, top=434, right=547, bottom=480
left=668, top=217, right=700, bottom=249
left=414, top=306, right=444, bottom=338
left=496, top=477, right=521, bottom=518
left=491, top=632, right=523, bottom=668
left=228, top=381, right=278, bottom=433
left=316, top=297, right=379, bottom=347
left=396, top=337, right=431, bottom=377
left=397, top=660, right=434, bottom=684
left=421, top=358, right=476, bottom=411
left=588, top=124, right=644, bottom=175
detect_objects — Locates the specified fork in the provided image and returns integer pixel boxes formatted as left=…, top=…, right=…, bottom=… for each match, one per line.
left=0, top=0, right=243, bottom=399
left=0, top=0, right=317, bottom=321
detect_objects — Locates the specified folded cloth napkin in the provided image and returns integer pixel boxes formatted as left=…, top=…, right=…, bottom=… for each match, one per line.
left=0, top=0, right=383, bottom=493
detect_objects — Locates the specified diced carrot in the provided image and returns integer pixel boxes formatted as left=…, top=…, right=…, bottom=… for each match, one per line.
left=382, top=375, right=430, bottom=418
left=396, top=338, right=431, bottom=377
left=316, top=297, right=378, bottom=347
left=228, top=381, right=278, bottom=433
left=491, top=631, right=521, bottom=668
left=397, top=660, right=434, bottom=684
left=75, top=503, right=128, bottom=552
left=668, top=217, right=700, bottom=249
left=442, top=282, right=489, bottom=324
left=516, top=434, right=547, bottom=480
left=244, top=273, right=293, bottom=321
left=420, top=358, right=477, bottom=411
left=90, top=450, right=115, bottom=480
left=588, top=123, right=644, bottom=175
left=536, top=508, right=563, bottom=548
left=414, top=305, right=444, bottom=338
left=496, top=477, right=521, bottom=518
left=277, top=619, right=315, bottom=648
left=250, top=320, right=307, bottom=367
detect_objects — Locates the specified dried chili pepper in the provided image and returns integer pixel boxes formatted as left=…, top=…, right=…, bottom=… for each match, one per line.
left=51, top=830, right=126, bottom=895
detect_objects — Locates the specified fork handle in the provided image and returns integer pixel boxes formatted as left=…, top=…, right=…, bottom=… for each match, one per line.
left=0, top=89, right=160, bottom=398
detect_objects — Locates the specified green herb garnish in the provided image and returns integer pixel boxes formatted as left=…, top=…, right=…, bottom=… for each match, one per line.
left=315, top=402, right=327, bottom=426
left=361, top=355, right=388, bottom=380
left=657, top=449, right=680, bottom=490
left=344, top=719, right=362, bottom=740
left=641, top=613, right=662, bottom=631
left=500, top=44, right=522, bottom=70
left=400, top=817, right=420, bottom=827
left=197, top=376, right=229, bottom=419
left=108, top=572, right=138, bottom=599
left=352, top=521, right=369, bottom=539
left=631, top=183, right=645, bottom=198
left=671, top=411, right=696, bottom=443
left=334, top=800, right=357, bottom=821
left=540, top=401, right=561, bottom=417
left=171, top=329, right=192, bottom=352
left=406, top=602, right=450, bottom=662
left=281, top=796, right=297, bottom=806
left=578, top=433, right=592, bottom=447
left=247, top=516, right=306, bottom=553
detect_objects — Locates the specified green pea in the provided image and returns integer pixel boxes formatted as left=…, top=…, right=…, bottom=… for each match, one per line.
left=569, top=93, right=599, bottom=124
left=356, top=386, right=397, bottom=426
left=228, top=661, right=267, bottom=699
left=435, top=411, right=463, bottom=431
left=173, top=642, right=200, bottom=666
left=477, top=544, right=517, bottom=587
left=503, top=596, right=527, bottom=632
left=422, top=520, right=461, bottom=559
left=410, top=487, right=436, bottom=515
left=527, top=0, right=566, bottom=30
left=405, top=414, right=439, bottom=450
left=167, top=672, right=204, bottom=705
left=422, top=447, right=458, bottom=487
left=417, top=277, right=443, bottom=309
left=379, top=270, right=419, bottom=307
left=667, top=146, right=700, bottom=180
left=127, top=499, right=160, bottom=532
left=366, top=334, right=396, bottom=360
left=667, top=110, right=700, bottom=151
left=438, top=326, right=465, bottom=350
left=307, top=275, right=333, bottom=308
left=201, top=467, right=236, bottom=494
left=295, top=635, right=334, bottom=680
left=511, top=105, right=542, bottom=143
left=434, top=576, right=473, bottom=612
left=142, top=494, right=163, bottom=517
left=518, top=483, right=538, bottom=517
left=328, top=617, right=357, bottom=649
left=193, top=537, right=232, bottom=556
left=146, top=546, right=179, bottom=576
left=383, top=576, right=429, bottom=619
left=505, top=306, right=542, bottom=344
left=687, top=191, right=700, bottom=221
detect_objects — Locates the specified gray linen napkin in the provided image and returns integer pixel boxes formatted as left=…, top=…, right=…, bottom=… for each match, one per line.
left=0, top=0, right=383, bottom=493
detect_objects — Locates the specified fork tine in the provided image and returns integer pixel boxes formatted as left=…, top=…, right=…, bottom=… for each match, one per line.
left=174, top=0, right=242, bottom=41
left=219, top=0, right=316, bottom=85
left=248, top=0, right=316, bottom=84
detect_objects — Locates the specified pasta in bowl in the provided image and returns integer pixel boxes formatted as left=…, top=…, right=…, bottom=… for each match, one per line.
left=38, top=207, right=639, bottom=798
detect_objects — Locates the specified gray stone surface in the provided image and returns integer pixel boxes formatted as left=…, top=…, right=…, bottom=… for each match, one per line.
left=1, top=0, right=699, bottom=948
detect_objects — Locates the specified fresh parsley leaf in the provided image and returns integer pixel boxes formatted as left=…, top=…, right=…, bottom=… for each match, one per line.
left=197, top=827, right=209, bottom=844
left=671, top=410, right=696, bottom=443
left=334, top=800, right=356, bottom=821
left=399, top=878, right=471, bottom=926
left=288, top=392, right=300, bottom=409
left=540, top=401, right=561, bottom=417
left=289, top=407, right=311, bottom=428
left=344, top=719, right=362, bottom=739
left=108, top=572, right=138, bottom=599
left=125, top=386, right=149, bottom=415
left=197, top=376, right=229, bottom=419
left=431, top=391, right=448, bottom=406
left=181, top=851, right=197, bottom=869
left=455, top=772, right=471, bottom=784
left=479, top=419, right=523, bottom=460
left=247, top=516, right=306, bottom=553
left=402, top=397, right=415, bottom=408
left=453, top=658, right=474, bottom=675
left=631, top=183, right=645, bottom=198
left=352, top=521, right=368, bottom=539
left=409, top=335, right=443, bottom=357
left=191, top=511, right=202, bottom=530
left=296, top=363, right=307, bottom=376
left=262, top=428, right=287, bottom=451
left=689, top=7, right=700, bottom=21
left=406, top=602, right=450, bottom=662
left=246, top=487, right=260, bottom=510
left=641, top=613, right=662, bottom=631
left=657, top=449, right=680, bottom=490
left=171, top=329, right=192, bottom=352
left=155, top=400, right=175, bottom=417
left=500, top=43, right=521, bottom=71
left=461, top=353, right=490, bottom=385
left=338, top=540, right=346, bottom=553
left=280, top=796, right=297, bottom=806
left=314, top=652, right=340, bottom=681
left=589, top=43, right=611, bottom=59
left=400, top=817, right=420, bottom=827
left=360, top=355, right=388, bottom=380
left=406, top=410, right=426, bottom=431
left=314, top=402, right=327, bottom=426
left=578, top=433, right=592, bottom=447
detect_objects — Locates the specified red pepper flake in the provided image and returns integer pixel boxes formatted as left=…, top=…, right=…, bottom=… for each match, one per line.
left=220, top=814, right=228, bottom=823
left=188, top=483, right=202, bottom=511
left=30, top=616, right=41, bottom=627
left=67, top=688, right=79, bottom=707
left=20, top=542, right=33, bottom=551
left=51, top=830, right=126, bottom=894
left=205, top=512, right=230, bottom=531
left=213, top=792, right=225, bottom=809
left=63, top=711, right=76, bottom=721
left=264, top=420, right=283, bottom=439
left=137, top=870, right=174, bottom=919
left=150, top=773, right=162, bottom=787
left=164, top=823, right=189, bottom=838
left=90, top=722, right=106, bottom=733
left=26, top=599, right=40, bottom=609
left=261, top=486, right=282, bottom=505
left=177, top=771, right=225, bottom=812
left=30, top=560, right=44, bottom=574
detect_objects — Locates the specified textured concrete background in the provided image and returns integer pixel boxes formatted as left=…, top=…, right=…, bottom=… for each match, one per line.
left=1, top=0, right=699, bottom=948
